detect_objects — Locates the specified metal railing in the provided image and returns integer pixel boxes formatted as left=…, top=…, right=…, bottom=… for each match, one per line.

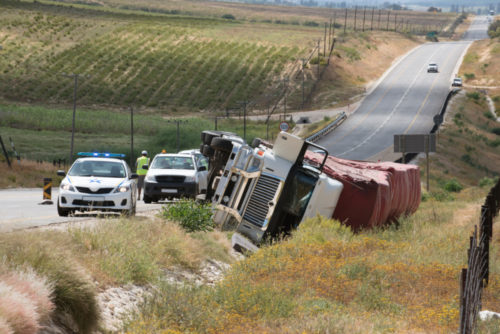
left=306, top=112, right=347, bottom=143
left=459, top=179, right=500, bottom=334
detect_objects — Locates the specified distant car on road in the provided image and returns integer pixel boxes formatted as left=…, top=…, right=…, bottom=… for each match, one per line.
left=143, top=152, right=209, bottom=202
left=452, top=77, right=463, bottom=87
left=427, top=63, right=438, bottom=73
left=57, top=152, right=138, bottom=216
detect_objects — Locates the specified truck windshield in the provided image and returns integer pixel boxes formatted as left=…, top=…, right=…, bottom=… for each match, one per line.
left=281, top=170, right=316, bottom=218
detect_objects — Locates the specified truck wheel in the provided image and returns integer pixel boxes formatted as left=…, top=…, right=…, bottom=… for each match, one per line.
left=201, top=131, right=220, bottom=145
left=57, top=201, right=70, bottom=217
left=211, top=137, right=233, bottom=153
left=202, top=144, right=215, bottom=157
left=251, top=138, right=262, bottom=148
left=143, top=195, right=152, bottom=204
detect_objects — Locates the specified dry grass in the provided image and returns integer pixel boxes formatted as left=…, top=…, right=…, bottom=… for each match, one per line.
left=126, top=206, right=500, bottom=333
left=0, top=159, right=63, bottom=188
left=0, top=266, right=55, bottom=334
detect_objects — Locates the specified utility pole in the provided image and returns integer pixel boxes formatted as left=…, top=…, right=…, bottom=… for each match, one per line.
left=328, top=17, right=332, bottom=51
left=394, top=12, right=397, bottom=31
left=344, top=8, right=347, bottom=34
left=386, top=11, right=390, bottom=31
left=317, top=39, right=320, bottom=77
left=237, top=101, right=249, bottom=141
left=324, top=22, right=327, bottom=56
left=62, top=73, right=88, bottom=164
left=362, top=6, right=366, bottom=32
left=354, top=6, right=357, bottom=31
left=130, top=107, right=134, bottom=167
left=168, top=120, right=186, bottom=152
left=371, top=7, right=375, bottom=31
left=283, top=77, right=289, bottom=121
left=301, top=58, right=306, bottom=109
left=378, top=9, right=382, bottom=30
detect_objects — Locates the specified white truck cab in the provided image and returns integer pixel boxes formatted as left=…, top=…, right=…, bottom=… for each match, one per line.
left=204, top=132, right=343, bottom=252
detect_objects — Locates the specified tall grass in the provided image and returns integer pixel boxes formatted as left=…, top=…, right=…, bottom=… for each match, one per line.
left=126, top=210, right=500, bottom=333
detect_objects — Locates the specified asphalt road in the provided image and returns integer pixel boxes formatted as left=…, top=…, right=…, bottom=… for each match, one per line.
left=0, top=188, right=160, bottom=232
left=316, top=16, right=490, bottom=161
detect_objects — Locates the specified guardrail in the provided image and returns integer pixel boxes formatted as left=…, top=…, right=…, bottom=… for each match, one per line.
left=459, top=178, right=500, bottom=333
left=306, top=112, right=347, bottom=143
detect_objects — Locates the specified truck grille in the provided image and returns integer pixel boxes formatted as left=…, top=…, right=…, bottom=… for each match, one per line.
left=155, top=175, right=185, bottom=183
left=243, top=175, right=280, bottom=227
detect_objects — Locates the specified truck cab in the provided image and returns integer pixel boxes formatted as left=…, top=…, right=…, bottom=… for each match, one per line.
left=207, top=132, right=343, bottom=252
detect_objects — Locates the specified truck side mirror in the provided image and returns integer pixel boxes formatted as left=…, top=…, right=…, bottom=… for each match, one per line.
left=130, top=173, right=138, bottom=179
left=57, top=170, right=66, bottom=177
left=142, top=164, right=149, bottom=170
left=198, top=166, right=207, bottom=171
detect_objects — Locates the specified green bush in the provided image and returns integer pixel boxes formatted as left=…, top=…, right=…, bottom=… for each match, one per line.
left=303, top=21, right=319, bottom=27
left=479, top=177, right=498, bottom=187
left=464, top=73, right=475, bottom=80
left=491, top=127, right=500, bottom=135
left=221, top=14, right=235, bottom=20
left=443, top=179, right=463, bottom=193
left=466, top=91, right=481, bottom=101
left=161, top=199, right=214, bottom=232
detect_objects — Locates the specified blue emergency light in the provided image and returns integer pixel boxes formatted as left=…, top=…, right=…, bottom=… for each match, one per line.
left=77, top=152, right=126, bottom=158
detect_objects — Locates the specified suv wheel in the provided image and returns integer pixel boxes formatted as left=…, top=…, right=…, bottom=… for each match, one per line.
left=143, top=195, right=152, bottom=204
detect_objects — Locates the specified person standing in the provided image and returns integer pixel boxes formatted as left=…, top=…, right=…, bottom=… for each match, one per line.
left=135, top=150, right=150, bottom=200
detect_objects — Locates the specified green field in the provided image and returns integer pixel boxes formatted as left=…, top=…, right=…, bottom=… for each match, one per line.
left=0, top=103, right=285, bottom=162
left=0, top=0, right=459, bottom=113
left=0, top=0, right=312, bottom=112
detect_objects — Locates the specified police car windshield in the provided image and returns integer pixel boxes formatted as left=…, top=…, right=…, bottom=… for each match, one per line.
left=68, top=160, right=126, bottom=178
left=151, top=156, right=195, bottom=170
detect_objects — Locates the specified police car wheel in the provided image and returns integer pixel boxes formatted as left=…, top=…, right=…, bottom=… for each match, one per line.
left=57, top=201, right=71, bottom=217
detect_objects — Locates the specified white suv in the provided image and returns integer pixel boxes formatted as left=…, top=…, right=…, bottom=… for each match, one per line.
left=427, top=63, right=438, bottom=73
left=57, top=153, right=138, bottom=216
left=143, top=152, right=209, bottom=202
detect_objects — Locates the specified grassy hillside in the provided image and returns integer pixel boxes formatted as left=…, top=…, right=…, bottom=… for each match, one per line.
left=0, top=0, right=460, bottom=113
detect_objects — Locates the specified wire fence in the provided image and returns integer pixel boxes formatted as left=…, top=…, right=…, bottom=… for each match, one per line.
left=459, top=178, right=500, bottom=334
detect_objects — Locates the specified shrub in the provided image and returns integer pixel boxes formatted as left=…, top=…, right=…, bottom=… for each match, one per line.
left=443, top=179, right=463, bottom=192
left=491, top=127, right=500, bottom=135
left=479, top=177, right=498, bottom=187
left=466, top=91, right=481, bottom=101
left=304, top=21, right=319, bottom=27
left=221, top=14, right=235, bottom=20
left=463, top=72, right=475, bottom=80
left=161, top=199, right=214, bottom=232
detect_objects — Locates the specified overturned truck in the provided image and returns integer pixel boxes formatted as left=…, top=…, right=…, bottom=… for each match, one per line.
left=200, top=131, right=421, bottom=252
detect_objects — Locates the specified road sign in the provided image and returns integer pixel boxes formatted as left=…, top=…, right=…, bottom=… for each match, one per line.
left=279, top=121, right=289, bottom=132
left=394, top=134, right=436, bottom=153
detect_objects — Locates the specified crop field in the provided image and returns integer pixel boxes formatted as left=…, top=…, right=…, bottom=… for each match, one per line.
left=0, top=0, right=460, bottom=113
left=0, top=0, right=312, bottom=112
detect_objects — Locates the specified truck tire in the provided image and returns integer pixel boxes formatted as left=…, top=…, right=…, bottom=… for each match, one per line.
left=211, top=137, right=233, bottom=152
left=201, top=131, right=221, bottom=145
left=143, top=195, right=152, bottom=204
left=202, top=144, right=215, bottom=157
left=251, top=138, right=262, bottom=148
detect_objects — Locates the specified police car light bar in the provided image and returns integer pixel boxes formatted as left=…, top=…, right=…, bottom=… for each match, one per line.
left=77, top=152, right=126, bottom=158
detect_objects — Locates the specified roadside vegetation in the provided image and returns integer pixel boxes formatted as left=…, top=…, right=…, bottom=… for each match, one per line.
left=0, top=215, right=233, bottom=333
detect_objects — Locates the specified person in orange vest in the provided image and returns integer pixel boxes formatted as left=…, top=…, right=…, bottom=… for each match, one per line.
left=135, top=150, right=150, bottom=200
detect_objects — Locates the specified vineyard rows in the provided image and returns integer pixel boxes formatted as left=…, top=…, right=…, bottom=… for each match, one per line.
left=0, top=3, right=303, bottom=111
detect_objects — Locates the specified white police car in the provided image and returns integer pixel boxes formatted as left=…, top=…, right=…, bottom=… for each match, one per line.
left=57, top=152, right=138, bottom=216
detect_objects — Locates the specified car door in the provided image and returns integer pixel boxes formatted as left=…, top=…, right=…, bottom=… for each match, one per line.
left=196, top=156, right=209, bottom=192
